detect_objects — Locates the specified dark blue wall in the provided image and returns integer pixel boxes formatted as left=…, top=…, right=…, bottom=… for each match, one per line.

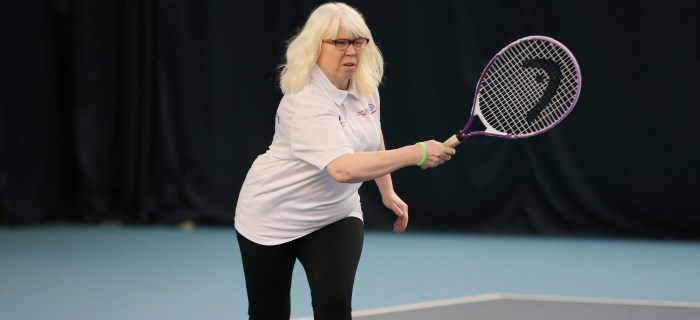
left=2, top=0, right=699, bottom=238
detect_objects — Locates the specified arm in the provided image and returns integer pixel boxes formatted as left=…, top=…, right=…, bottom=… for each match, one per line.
left=373, top=134, right=398, bottom=198
left=326, top=144, right=421, bottom=184
left=326, top=134, right=454, bottom=233
left=325, top=138, right=455, bottom=184
left=373, top=134, right=409, bottom=233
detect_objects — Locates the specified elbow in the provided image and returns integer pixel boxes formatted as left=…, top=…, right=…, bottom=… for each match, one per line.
left=326, top=154, right=366, bottom=183
left=326, top=160, right=360, bottom=183
left=327, top=167, right=354, bottom=184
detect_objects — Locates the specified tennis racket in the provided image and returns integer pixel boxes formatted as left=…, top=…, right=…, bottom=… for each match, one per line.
left=444, top=35, right=582, bottom=147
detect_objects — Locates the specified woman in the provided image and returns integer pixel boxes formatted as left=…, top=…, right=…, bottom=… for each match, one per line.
left=234, top=2, right=455, bottom=319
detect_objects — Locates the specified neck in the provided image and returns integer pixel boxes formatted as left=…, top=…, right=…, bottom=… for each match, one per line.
left=334, top=79, right=349, bottom=91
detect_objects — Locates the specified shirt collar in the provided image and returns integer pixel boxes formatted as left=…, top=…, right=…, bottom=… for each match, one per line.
left=311, top=65, right=359, bottom=106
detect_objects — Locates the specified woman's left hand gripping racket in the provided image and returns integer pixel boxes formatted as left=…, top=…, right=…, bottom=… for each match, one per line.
left=444, top=35, right=582, bottom=147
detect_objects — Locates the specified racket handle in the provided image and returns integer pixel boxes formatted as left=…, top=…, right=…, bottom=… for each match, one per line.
left=443, top=133, right=464, bottom=148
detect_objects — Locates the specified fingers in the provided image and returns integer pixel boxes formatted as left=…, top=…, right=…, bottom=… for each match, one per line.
left=393, top=217, right=407, bottom=233
left=393, top=213, right=408, bottom=233
left=420, top=140, right=456, bottom=169
left=390, top=201, right=408, bottom=233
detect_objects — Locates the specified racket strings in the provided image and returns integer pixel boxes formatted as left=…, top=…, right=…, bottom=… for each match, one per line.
left=492, top=45, right=569, bottom=132
left=479, top=39, right=579, bottom=136
left=487, top=46, right=575, bottom=134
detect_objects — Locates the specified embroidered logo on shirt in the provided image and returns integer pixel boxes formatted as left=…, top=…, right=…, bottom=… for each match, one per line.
left=356, top=103, right=377, bottom=116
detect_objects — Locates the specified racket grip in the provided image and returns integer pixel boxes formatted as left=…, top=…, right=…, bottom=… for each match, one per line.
left=443, top=133, right=464, bottom=148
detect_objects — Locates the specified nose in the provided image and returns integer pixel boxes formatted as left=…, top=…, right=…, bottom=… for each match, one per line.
left=345, top=44, right=357, bottom=55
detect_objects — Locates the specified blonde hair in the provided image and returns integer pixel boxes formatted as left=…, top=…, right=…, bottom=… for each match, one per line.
left=279, top=2, right=384, bottom=97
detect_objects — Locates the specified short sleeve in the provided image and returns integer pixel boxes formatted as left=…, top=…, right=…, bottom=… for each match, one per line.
left=289, top=102, right=354, bottom=170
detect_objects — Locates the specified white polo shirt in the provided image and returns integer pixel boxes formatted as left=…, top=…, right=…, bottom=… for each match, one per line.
left=235, top=65, right=382, bottom=245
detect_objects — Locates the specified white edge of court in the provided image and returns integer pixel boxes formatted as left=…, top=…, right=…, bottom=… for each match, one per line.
left=292, top=293, right=700, bottom=320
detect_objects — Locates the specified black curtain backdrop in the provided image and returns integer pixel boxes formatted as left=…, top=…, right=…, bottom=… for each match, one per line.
left=2, top=0, right=699, bottom=238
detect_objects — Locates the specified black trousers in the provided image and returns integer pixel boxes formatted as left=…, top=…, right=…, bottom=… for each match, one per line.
left=236, top=217, right=364, bottom=320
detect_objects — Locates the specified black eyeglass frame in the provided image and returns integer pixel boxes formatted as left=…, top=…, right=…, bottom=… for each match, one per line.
left=321, top=38, right=370, bottom=51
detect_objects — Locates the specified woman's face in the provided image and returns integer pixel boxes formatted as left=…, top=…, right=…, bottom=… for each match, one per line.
left=317, top=30, right=361, bottom=90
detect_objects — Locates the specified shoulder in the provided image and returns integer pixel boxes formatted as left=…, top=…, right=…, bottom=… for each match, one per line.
left=280, top=85, right=335, bottom=116
left=370, top=90, right=380, bottom=104
left=364, top=89, right=380, bottom=109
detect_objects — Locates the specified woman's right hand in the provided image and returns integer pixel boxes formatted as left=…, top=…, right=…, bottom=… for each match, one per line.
left=418, top=140, right=456, bottom=169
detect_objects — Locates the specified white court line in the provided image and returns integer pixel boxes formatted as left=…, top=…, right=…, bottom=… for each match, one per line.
left=351, top=293, right=502, bottom=317
left=499, top=293, right=700, bottom=308
left=292, top=293, right=700, bottom=320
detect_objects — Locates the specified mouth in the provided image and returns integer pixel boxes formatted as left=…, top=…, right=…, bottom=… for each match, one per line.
left=343, top=62, right=356, bottom=67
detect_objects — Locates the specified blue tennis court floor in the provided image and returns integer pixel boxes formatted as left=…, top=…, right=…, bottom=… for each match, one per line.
left=2, top=224, right=699, bottom=319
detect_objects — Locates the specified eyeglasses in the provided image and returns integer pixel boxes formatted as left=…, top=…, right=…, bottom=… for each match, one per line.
left=322, top=38, right=370, bottom=51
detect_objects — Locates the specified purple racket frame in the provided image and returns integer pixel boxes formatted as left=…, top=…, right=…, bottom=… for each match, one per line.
left=443, top=35, right=582, bottom=148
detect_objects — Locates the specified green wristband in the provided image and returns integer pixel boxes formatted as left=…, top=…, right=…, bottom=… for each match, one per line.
left=415, top=142, right=428, bottom=167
